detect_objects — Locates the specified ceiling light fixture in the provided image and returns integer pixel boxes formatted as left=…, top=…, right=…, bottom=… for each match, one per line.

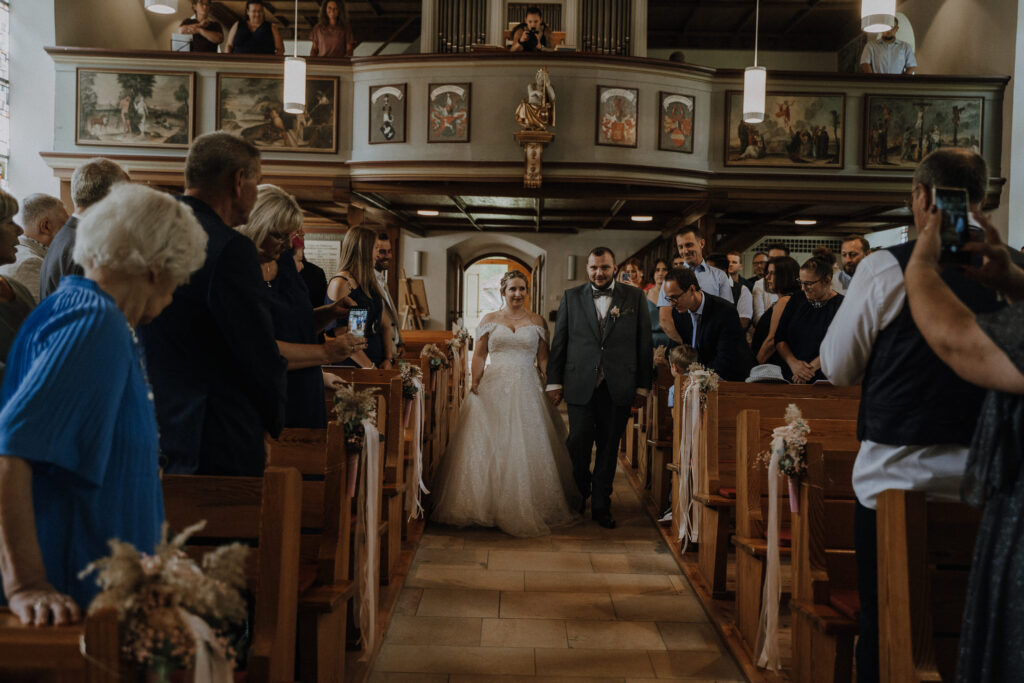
left=282, top=0, right=306, bottom=114
left=417, top=209, right=440, bottom=217
left=631, top=215, right=654, bottom=222
left=743, top=0, right=766, bottom=124
left=794, top=219, right=818, bottom=226
left=861, top=0, right=896, bottom=33
left=144, top=0, right=178, bottom=14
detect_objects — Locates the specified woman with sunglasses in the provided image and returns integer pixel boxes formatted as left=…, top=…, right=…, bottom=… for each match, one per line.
left=773, top=256, right=844, bottom=383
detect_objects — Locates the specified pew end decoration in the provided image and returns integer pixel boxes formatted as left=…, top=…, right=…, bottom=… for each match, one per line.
left=762, top=403, right=810, bottom=512
left=420, top=343, right=450, bottom=370
left=78, top=521, right=249, bottom=683
left=674, top=364, right=721, bottom=552
left=333, top=382, right=379, bottom=497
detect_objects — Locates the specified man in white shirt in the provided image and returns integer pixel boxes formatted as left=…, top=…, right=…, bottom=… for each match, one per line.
left=820, top=148, right=1000, bottom=683
left=835, top=234, right=870, bottom=292
left=750, top=244, right=789, bottom=325
left=657, top=228, right=733, bottom=344
left=0, top=194, right=68, bottom=303
left=725, top=251, right=753, bottom=328
left=860, top=18, right=917, bottom=75
left=373, top=232, right=403, bottom=358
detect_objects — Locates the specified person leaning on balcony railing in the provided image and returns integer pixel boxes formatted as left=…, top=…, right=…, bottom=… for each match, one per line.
left=225, top=0, right=284, bottom=55
left=178, top=0, right=223, bottom=53
left=509, top=6, right=554, bottom=52
left=860, top=17, right=917, bottom=75
left=309, top=0, right=354, bottom=58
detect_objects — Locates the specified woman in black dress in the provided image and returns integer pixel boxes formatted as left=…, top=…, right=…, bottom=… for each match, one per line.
left=225, top=0, right=284, bottom=55
left=774, top=256, right=843, bottom=383
left=751, top=256, right=800, bottom=367
left=326, top=226, right=394, bottom=370
left=905, top=210, right=1024, bottom=683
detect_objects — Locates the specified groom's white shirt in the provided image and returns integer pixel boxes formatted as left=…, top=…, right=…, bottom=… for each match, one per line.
left=545, top=281, right=648, bottom=396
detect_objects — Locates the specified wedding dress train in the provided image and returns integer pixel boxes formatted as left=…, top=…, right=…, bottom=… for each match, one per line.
left=432, top=322, right=579, bottom=537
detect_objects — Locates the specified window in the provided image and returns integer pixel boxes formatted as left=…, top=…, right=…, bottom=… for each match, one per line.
left=0, top=0, right=9, bottom=190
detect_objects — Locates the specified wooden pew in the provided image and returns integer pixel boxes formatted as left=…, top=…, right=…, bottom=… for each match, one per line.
left=790, top=441, right=860, bottom=683
left=877, top=490, right=982, bottom=683
left=398, top=354, right=434, bottom=532
left=162, top=466, right=303, bottom=683
left=0, top=607, right=121, bottom=683
left=732, top=408, right=860, bottom=657
left=267, top=424, right=356, bottom=683
left=645, top=365, right=675, bottom=515
left=677, top=381, right=861, bottom=597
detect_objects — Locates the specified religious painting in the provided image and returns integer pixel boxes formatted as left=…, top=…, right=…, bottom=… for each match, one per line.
left=596, top=86, right=638, bottom=148
left=725, top=91, right=845, bottom=169
left=216, top=74, right=338, bottom=153
left=427, top=83, right=471, bottom=143
left=369, top=84, right=407, bottom=144
left=863, top=95, right=983, bottom=170
left=658, top=91, right=695, bottom=153
left=76, top=68, right=195, bottom=148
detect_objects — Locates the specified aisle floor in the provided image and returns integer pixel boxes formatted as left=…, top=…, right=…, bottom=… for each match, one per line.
left=370, top=466, right=745, bottom=682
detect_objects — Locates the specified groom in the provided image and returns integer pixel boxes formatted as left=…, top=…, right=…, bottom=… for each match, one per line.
left=546, top=247, right=653, bottom=528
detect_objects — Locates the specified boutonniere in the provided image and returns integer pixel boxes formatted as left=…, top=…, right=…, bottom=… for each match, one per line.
left=608, top=306, right=621, bottom=319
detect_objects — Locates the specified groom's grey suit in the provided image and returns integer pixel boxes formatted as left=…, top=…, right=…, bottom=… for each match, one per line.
left=546, top=282, right=653, bottom=514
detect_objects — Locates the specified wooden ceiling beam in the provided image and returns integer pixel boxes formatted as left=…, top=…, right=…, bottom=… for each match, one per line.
left=660, top=197, right=712, bottom=237
left=373, top=15, right=419, bottom=55
left=783, top=0, right=824, bottom=35
left=351, top=191, right=426, bottom=236
left=535, top=197, right=544, bottom=232
left=450, top=195, right=484, bottom=231
left=600, top=199, right=627, bottom=230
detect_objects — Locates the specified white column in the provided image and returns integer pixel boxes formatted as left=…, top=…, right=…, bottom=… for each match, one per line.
left=488, top=0, right=504, bottom=46
left=10, top=1, right=58, bottom=198
left=564, top=0, right=579, bottom=48
left=421, top=0, right=436, bottom=53
left=630, top=0, right=647, bottom=57
left=1009, top=0, right=1024, bottom=247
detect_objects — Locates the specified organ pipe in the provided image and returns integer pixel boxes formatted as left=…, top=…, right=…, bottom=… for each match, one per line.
left=436, top=0, right=487, bottom=53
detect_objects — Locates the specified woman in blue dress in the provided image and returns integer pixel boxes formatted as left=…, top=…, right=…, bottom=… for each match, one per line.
left=0, top=185, right=208, bottom=624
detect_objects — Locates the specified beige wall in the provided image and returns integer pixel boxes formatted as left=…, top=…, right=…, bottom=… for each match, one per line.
left=55, top=0, right=195, bottom=51
left=647, top=48, right=838, bottom=72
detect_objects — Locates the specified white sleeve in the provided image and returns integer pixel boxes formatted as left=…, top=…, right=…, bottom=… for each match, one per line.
left=905, top=43, right=917, bottom=68
left=860, top=41, right=873, bottom=65
left=475, top=321, right=497, bottom=342
left=715, top=268, right=734, bottom=303
left=736, top=285, right=753, bottom=320
left=751, top=278, right=769, bottom=323
left=656, top=281, right=669, bottom=307
left=820, top=251, right=906, bottom=386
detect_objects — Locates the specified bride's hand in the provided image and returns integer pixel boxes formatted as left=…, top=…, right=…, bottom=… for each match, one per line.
left=470, top=383, right=479, bottom=394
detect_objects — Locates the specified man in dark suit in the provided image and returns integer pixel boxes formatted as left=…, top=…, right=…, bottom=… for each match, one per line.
left=663, top=268, right=754, bottom=381
left=139, top=132, right=287, bottom=476
left=546, top=247, right=654, bottom=529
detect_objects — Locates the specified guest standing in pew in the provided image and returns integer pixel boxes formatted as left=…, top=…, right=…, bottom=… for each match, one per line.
left=751, top=256, right=800, bottom=367
left=837, top=233, right=871, bottom=293
left=773, top=257, right=843, bottom=383
left=662, top=267, right=754, bottom=381
left=373, top=232, right=404, bottom=360
left=0, top=185, right=207, bottom=624
left=820, top=149, right=1007, bottom=683
left=657, top=228, right=734, bottom=346
left=38, top=158, right=130, bottom=300
left=0, top=193, right=68, bottom=304
left=236, top=184, right=365, bottom=428
left=178, top=0, right=224, bottom=53
left=309, top=0, right=353, bottom=58
left=224, top=0, right=284, bottom=55
left=905, top=207, right=1024, bottom=683
left=294, top=234, right=328, bottom=312
left=647, top=259, right=672, bottom=347
left=0, top=191, right=34, bottom=382
left=325, top=226, right=394, bottom=370
left=140, top=132, right=288, bottom=477
left=751, top=243, right=789, bottom=325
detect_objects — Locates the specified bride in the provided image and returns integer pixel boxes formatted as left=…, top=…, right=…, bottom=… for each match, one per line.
left=433, top=270, right=579, bottom=537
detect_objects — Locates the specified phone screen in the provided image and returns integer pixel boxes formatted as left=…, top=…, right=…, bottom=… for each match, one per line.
left=621, top=272, right=631, bottom=282
left=348, top=308, right=368, bottom=337
left=933, top=186, right=969, bottom=260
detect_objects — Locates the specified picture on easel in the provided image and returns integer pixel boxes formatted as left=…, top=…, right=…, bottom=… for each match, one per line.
left=398, top=273, right=429, bottom=330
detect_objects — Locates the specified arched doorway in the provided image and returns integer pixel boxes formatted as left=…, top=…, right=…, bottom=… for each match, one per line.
left=462, top=254, right=533, bottom=336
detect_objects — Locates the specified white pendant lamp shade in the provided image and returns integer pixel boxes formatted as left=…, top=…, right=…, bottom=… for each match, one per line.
left=861, top=0, right=896, bottom=33
left=145, top=0, right=178, bottom=14
left=283, top=57, right=307, bottom=114
left=743, top=66, right=767, bottom=123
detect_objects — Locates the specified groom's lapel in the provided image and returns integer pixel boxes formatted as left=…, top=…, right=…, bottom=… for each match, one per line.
left=580, top=286, right=601, bottom=341
left=602, top=285, right=628, bottom=340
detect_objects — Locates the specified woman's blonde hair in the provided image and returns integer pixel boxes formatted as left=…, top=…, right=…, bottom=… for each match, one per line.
left=236, top=184, right=303, bottom=259
left=500, top=270, right=529, bottom=297
left=0, top=189, right=18, bottom=224
left=338, top=226, right=387, bottom=302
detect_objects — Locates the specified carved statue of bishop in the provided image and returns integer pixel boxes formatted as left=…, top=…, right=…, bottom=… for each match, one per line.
left=515, top=66, right=556, bottom=131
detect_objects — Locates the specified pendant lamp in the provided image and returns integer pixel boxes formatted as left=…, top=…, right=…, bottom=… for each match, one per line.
left=743, top=0, right=766, bottom=123
left=283, top=0, right=306, bottom=114
left=144, top=0, right=178, bottom=14
left=861, top=0, right=896, bottom=33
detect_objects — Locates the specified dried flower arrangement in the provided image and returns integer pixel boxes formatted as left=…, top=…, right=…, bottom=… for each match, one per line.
left=419, top=343, right=450, bottom=370
left=397, top=361, right=423, bottom=400
left=686, top=363, right=720, bottom=395
left=78, top=521, right=248, bottom=681
left=770, top=404, right=810, bottom=480
left=446, top=327, right=470, bottom=352
left=333, top=382, right=379, bottom=436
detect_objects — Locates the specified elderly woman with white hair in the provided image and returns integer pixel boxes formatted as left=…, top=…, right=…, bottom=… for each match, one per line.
left=0, top=184, right=207, bottom=625
left=236, top=184, right=363, bottom=427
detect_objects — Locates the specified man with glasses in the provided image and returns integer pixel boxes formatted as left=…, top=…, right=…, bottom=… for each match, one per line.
left=662, top=267, right=753, bottom=381
left=656, top=228, right=733, bottom=344
left=820, top=148, right=1004, bottom=683
left=751, top=251, right=768, bottom=281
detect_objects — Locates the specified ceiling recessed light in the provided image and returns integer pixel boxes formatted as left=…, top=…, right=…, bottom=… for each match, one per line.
left=631, top=215, right=654, bottom=222
left=417, top=209, right=440, bottom=217
left=794, top=219, right=818, bottom=226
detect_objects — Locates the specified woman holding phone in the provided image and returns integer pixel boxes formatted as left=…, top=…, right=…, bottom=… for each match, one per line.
left=326, top=226, right=393, bottom=369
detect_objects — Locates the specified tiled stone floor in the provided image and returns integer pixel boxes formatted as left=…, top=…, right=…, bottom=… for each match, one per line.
left=370, top=466, right=745, bottom=682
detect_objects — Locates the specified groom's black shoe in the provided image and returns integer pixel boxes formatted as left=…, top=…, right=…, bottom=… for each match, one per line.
left=592, top=509, right=616, bottom=529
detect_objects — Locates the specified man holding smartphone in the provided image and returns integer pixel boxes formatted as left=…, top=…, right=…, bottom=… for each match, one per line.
left=820, top=148, right=1005, bottom=683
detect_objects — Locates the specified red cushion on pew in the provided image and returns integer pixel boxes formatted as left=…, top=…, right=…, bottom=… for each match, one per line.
left=828, top=589, right=861, bottom=622
left=718, top=487, right=737, bottom=499
left=779, top=527, right=791, bottom=547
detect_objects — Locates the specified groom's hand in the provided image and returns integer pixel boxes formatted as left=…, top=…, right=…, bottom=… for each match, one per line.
left=546, top=388, right=563, bottom=405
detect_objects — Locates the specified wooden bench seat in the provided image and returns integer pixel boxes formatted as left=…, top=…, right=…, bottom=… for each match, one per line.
left=0, top=607, right=121, bottom=683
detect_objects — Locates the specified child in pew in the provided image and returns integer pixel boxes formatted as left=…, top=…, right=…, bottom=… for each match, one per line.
left=664, top=344, right=699, bottom=408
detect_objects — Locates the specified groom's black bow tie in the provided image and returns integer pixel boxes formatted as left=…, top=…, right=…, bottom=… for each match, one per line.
left=592, top=288, right=612, bottom=298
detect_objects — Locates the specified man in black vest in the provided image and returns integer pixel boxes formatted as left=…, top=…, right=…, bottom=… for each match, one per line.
left=663, top=268, right=754, bottom=382
left=821, top=148, right=1004, bottom=683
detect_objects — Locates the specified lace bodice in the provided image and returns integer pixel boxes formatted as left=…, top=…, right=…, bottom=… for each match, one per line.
left=476, top=322, right=546, bottom=368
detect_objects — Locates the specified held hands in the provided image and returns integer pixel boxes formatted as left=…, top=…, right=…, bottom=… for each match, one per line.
left=8, top=585, right=81, bottom=626
left=788, top=359, right=815, bottom=384
left=546, top=388, right=563, bottom=406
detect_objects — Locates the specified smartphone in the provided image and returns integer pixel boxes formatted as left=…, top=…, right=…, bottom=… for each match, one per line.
left=348, top=308, right=368, bottom=337
left=933, top=186, right=970, bottom=264
left=621, top=272, right=631, bottom=282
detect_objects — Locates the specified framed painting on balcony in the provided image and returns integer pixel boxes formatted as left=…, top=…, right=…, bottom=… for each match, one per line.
left=658, top=91, right=695, bottom=153
left=596, top=86, right=638, bottom=148
left=725, top=91, right=845, bottom=169
left=369, top=84, right=407, bottom=144
left=216, top=74, right=338, bottom=153
left=428, top=83, right=471, bottom=143
left=863, top=95, right=983, bottom=170
left=76, top=68, right=195, bottom=149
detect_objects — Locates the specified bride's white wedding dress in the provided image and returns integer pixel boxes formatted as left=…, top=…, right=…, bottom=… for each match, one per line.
left=432, top=322, right=579, bottom=537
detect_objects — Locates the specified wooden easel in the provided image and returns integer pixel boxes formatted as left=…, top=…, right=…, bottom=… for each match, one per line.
left=398, top=269, right=426, bottom=330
